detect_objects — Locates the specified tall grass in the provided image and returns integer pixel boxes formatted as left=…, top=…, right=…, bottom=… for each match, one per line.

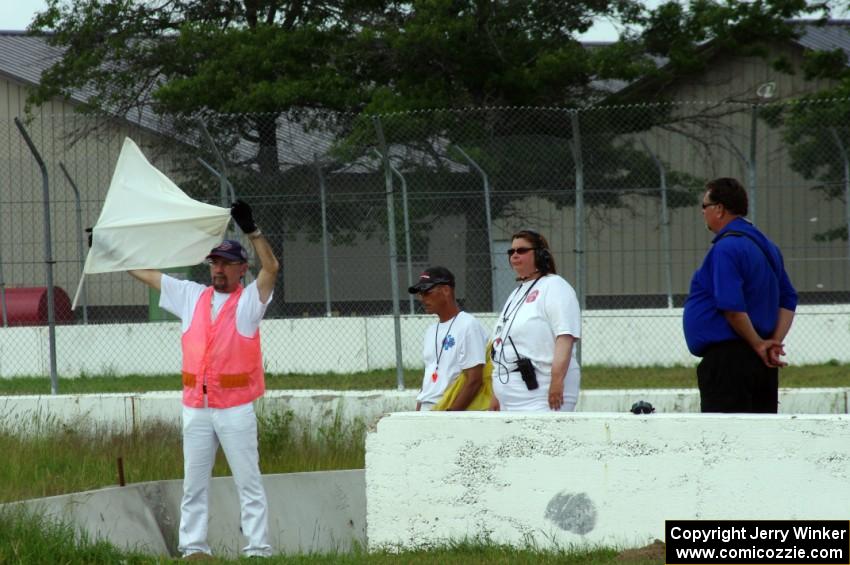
left=256, top=408, right=366, bottom=473
left=0, top=506, right=163, bottom=564
left=0, top=510, right=662, bottom=565
left=0, top=362, right=848, bottom=395
left=0, top=408, right=365, bottom=504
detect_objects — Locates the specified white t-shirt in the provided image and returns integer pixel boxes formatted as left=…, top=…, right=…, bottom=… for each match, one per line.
left=417, top=311, right=488, bottom=405
left=491, top=274, right=581, bottom=411
left=159, top=274, right=273, bottom=336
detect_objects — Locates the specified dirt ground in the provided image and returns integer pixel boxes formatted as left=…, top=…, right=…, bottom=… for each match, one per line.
left=616, top=539, right=666, bottom=562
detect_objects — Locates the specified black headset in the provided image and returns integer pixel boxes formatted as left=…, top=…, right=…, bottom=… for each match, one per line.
left=518, top=228, right=554, bottom=275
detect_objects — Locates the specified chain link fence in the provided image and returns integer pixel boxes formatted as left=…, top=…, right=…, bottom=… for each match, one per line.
left=0, top=100, right=848, bottom=380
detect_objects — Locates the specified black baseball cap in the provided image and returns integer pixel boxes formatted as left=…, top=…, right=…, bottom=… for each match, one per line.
left=206, top=240, right=248, bottom=263
left=408, top=266, right=455, bottom=294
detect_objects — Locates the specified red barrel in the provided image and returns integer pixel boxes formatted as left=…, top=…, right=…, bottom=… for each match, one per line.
left=2, top=287, right=73, bottom=326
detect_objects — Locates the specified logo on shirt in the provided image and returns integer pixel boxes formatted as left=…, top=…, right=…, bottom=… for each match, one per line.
left=442, top=335, right=456, bottom=350
left=526, top=290, right=539, bottom=303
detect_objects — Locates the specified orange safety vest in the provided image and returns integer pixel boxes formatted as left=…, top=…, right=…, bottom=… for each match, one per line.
left=180, top=285, right=265, bottom=408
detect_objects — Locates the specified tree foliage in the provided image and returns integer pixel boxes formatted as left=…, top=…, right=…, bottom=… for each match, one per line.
left=28, top=0, right=818, bottom=170
left=746, top=7, right=850, bottom=242
left=613, top=0, right=825, bottom=99
left=759, top=94, right=850, bottom=242
left=27, top=0, right=827, bottom=307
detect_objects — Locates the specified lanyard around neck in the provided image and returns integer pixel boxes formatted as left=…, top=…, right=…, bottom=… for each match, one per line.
left=500, top=277, right=541, bottom=324
left=434, top=314, right=459, bottom=370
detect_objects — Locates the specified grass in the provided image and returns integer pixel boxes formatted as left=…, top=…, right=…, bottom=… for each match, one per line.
left=0, top=363, right=847, bottom=395
left=581, top=361, right=850, bottom=389
left=0, top=408, right=365, bottom=504
left=0, top=507, right=663, bottom=565
left=0, top=506, right=159, bottom=564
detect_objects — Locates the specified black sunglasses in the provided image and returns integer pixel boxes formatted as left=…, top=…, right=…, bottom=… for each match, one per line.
left=507, top=247, right=535, bottom=257
left=418, top=282, right=450, bottom=295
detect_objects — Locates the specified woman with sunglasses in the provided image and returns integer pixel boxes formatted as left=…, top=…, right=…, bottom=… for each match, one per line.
left=490, top=229, right=581, bottom=411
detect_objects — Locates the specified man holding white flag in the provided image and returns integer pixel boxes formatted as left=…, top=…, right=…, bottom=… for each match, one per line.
left=129, top=200, right=279, bottom=560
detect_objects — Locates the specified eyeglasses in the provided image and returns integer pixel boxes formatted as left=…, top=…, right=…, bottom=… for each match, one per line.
left=507, top=247, right=535, bottom=257
left=418, top=284, right=446, bottom=296
left=206, top=258, right=243, bottom=266
left=701, top=202, right=719, bottom=210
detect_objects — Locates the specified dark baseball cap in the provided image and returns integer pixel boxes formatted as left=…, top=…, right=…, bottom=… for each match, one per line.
left=408, top=266, right=455, bottom=294
left=206, top=240, right=248, bottom=263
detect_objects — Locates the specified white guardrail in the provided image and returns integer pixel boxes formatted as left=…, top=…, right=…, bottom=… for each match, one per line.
left=0, top=387, right=848, bottom=439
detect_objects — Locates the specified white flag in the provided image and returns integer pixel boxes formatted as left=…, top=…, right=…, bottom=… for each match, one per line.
left=72, top=138, right=230, bottom=308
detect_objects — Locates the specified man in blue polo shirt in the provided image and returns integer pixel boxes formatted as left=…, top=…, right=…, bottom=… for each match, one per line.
left=683, top=177, right=797, bottom=413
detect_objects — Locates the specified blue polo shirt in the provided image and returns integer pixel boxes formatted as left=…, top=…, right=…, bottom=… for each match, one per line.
left=683, top=218, right=798, bottom=356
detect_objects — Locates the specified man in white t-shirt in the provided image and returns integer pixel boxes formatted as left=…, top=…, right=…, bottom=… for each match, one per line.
left=128, top=200, right=279, bottom=559
left=408, top=267, right=488, bottom=411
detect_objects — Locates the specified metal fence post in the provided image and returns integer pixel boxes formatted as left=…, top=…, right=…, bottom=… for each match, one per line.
left=315, top=156, right=333, bottom=317
left=391, top=162, right=415, bottom=315
left=454, top=145, right=496, bottom=311
left=15, top=117, right=58, bottom=395
left=829, top=127, right=850, bottom=262
left=196, top=157, right=248, bottom=281
left=570, top=111, right=585, bottom=365
left=0, top=166, right=7, bottom=325
left=0, top=238, right=6, bottom=327
left=373, top=150, right=414, bottom=314
left=748, top=104, right=758, bottom=224
left=639, top=140, right=674, bottom=308
left=197, top=157, right=237, bottom=202
left=196, top=118, right=232, bottom=208
left=59, top=163, right=88, bottom=324
left=373, top=116, right=405, bottom=391
left=570, top=113, right=586, bottom=306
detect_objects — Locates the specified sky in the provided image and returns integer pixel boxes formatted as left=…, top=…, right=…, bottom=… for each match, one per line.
left=2, top=0, right=633, bottom=40
left=1, top=0, right=47, bottom=31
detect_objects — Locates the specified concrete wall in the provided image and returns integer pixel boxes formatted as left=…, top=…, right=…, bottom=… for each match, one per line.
left=0, top=390, right=418, bottom=436
left=366, top=412, right=850, bottom=551
left=8, top=403, right=850, bottom=557
left=1, top=388, right=849, bottom=440
left=0, top=304, right=848, bottom=377
left=5, top=469, right=366, bottom=558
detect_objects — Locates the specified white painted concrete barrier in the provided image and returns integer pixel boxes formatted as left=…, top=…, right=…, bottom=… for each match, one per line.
left=1, top=388, right=848, bottom=438
left=365, top=412, right=850, bottom=551
left=0, top=304, right=846, bottom=377
left=4, top=470, right=365, bottom=558
left=0, top=391, right=419, bottom=435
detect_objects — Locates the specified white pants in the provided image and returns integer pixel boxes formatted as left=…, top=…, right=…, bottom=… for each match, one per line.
left=179, top=403, right=272, bottom=558
left=493, top=366, right=581, bottom=412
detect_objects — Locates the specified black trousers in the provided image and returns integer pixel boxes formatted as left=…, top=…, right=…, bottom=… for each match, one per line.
left=697, top=339, right=779, bottom=413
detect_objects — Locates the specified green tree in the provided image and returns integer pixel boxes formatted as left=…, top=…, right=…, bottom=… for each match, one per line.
left=638, top=0, right=822, bottom=77
left=29, top=0, right=377, bottom=174
left=333, top=0, right=818, bottom=308
left=756, top=20, right=850, bottom=242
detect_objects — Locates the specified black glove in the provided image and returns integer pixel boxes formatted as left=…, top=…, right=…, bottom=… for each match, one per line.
left=230, top=199, right=257, bottom=234
left=85, top=227, right=93, bottom=248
